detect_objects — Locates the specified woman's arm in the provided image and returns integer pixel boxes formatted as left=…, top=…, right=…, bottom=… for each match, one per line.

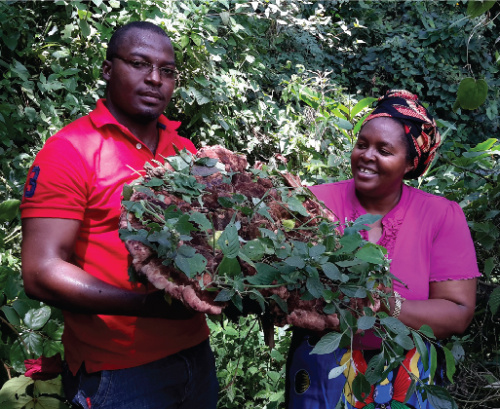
left=389, top=278, right=477, bottom=339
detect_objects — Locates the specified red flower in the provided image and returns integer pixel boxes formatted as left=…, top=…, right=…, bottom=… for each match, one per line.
left=24, top=354, right=63, bottom=380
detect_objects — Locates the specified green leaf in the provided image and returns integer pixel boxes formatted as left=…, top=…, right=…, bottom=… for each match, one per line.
left=393, top=333, right=415, bottom=350
left=403, top=379, right=417, bottom=404
left=291, top=240, right=308, bottom=256
left=488, top=286, right=500, bottom=315
left=218, top=223, right=240, bottom=258
left=1, top=272, right=21, bottom=301
left=122, top=184, right=133, bottom=201
left=191, top=33, right=203, bottom=46
left=218, top=197, right=233, bottom=208
left=364, top=352, right=385, bottom=384
left=0, top=376, right=34, bottom=406
left=430, top=343, right=438, bottom=382
left=454, top=77, right=488, bottom=111
left=284, top=256, right=306, bottom=268
left=443, top=346, right=456, bottom=383
left=1, top=306, right=20, bottom=326
left=483, top=257, right=495, bottom=280
left=284, top=195, right=309, bottom=217
left=174, top=214, right=198, bottom=236
left=164, top=205, right=182, bottom=220
left=321, top=262, right=342, bottom=281
left=240, top=288, right=261, bottom=311
left=352, top=373, right=371, bottom=403
left=24, top=107, right=37, bottom=122
left=180, top=35, right=190, bottom=48
left=43, top=319, right=64, bottom=341
left=195, top=157, right=219, bottom=168
left=328, top=362, right=348, bottom=379
left=231, top=292, right=243, bottom=312
left=352, top=112, right=371, bottom=136
left=189, top=212, right=212, bottom=231
left=357, top=315, right=376, bottom=331
left=309, top=244, right=326, bottom=259
left=214, top=288, right=235, bottom=302
left=470, top=138, right=498, bottom=152
left=380, top=317, right=410, bottom=335
left=351, top=97, right=377, bottom=118
left=13, top=299, right=39, bottom=321
left=0, top=199, right=20, bottom=222
left=352, top=214, right=383, bottom=227
left=11, top=60, right=30, bottom=81
left=339, top=284, right=363, bottom=297
left=355, top=243, right=386, bottom=264
left=121, top=201, right=146, bottom=218
left=270, top=294, right=288, bottom=313
left=240, top=240, right=265, bottom=261
left=23, top=306, right=51, bottom=330
left=330, top=116, right=353, bottom=131
left=418, top=324, right=436, bottom=339
left=144, top=177, right=164, bottom=187
left=411, top=330, right=429, bottom=372
left=3, top=32, right=20, bottom=51
left=34, top=377, right=65, bottom=396
left=218, top=256, right=241, bottom=277
left=43, top=340, right=64, bottom=358
left=451, top=342, right=465, bottom=363
left=306, top=276, right=325, bottom=299
left=310, top=331, right=343, bottom=355
left=22, top=332, right=44, bottom=356
left=174, top=252, right=207, bottom=278
left=282, top=219, right=295, bottom=231
left=246, top=263, right=280, bottom=285
left=336, top=234, right=364, bottom=254
left=467, top=0, right=496, bottom=18
left=424, top=384, right=458, bottom=409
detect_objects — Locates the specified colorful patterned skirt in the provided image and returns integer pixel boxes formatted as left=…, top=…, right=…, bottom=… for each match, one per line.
left=286, top=330, right=439, bottom=409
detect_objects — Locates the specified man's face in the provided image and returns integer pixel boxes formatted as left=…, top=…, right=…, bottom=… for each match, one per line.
left=102, top=28, right=175, bottom=127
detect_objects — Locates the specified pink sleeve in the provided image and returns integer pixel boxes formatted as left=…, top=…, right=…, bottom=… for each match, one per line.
left=430, top=201, right=481, bottom=282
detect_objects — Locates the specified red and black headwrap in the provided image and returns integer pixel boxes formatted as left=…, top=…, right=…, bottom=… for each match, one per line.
left=363, top=89, right=442, bottom=179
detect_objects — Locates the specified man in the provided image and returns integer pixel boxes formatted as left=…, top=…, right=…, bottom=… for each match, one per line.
left=20, top=21, right=219, bottom=409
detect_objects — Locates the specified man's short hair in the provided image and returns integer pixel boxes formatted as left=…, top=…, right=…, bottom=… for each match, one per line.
left=106, top=21, right=170, bottom=60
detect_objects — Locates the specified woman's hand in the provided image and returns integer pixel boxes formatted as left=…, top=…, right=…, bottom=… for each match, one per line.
left=349, top=284, right=393, bottom=316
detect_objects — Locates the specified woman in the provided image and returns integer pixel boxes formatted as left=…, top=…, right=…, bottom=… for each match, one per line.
left=286, top=90, right=480, bottom=409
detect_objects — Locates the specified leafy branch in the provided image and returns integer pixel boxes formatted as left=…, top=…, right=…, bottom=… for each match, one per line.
left=119, top=147, right=461, bottom=407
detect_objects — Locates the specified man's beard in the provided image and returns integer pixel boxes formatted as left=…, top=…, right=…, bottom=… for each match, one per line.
left=136, top=108, right=162, bottom=123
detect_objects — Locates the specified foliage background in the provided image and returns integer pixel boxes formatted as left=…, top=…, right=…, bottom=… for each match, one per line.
left=0, top=0, right=499, bottom=408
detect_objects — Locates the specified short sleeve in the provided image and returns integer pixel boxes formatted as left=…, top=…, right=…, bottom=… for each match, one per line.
left=20, top=137, right=89, bottom=220
left=429, top=201, right=481, bottom=282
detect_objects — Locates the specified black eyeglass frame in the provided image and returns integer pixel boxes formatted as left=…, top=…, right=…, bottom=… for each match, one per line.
left=112, top=56, right=177, bottom=80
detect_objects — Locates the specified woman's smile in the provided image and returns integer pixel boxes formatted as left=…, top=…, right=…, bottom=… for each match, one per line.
left=351, top=117, right=414, bottom=202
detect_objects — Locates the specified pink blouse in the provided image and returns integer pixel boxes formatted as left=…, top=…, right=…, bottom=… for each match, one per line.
left=309, top=179, right=480, bottom=301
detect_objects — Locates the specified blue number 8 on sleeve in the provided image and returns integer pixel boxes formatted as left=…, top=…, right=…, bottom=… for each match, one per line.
left=24, top=165, right=40, bottom=198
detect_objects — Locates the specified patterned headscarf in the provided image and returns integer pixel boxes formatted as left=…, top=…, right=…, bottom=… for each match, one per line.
left=362, top=89, right=441, bottom=179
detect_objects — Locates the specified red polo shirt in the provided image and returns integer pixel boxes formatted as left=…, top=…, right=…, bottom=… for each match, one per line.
left=21, top=99, right=209, bottom=375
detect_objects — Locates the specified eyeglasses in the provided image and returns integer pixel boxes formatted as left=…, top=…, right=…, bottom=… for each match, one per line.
left=113, top=56, right=177, bottom=80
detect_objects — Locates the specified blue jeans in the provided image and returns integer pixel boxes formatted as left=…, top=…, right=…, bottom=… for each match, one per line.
left=62, top=339, right=219, bottom=409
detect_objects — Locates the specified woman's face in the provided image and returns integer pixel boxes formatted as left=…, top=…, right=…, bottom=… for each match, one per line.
left=351, top=117, right=414, bottom=200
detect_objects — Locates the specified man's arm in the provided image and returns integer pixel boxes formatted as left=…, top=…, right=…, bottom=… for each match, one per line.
left=21, top=217, right=194, bottom=319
